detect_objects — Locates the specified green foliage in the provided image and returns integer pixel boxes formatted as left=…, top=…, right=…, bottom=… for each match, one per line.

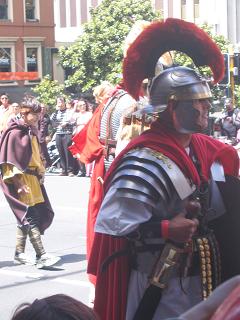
left=234, top=85, right=240, bottom=107
left=58, top=0, right=161, bottom=93
left=32, top=75, right=69, bottom=112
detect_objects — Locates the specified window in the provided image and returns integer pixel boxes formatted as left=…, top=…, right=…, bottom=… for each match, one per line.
left=23, top=40, right=43, bottom=82
left=26, top=47, right=38, bottom=72
left=0, top=48, right=11, bottom=72
left=194, top=0, right=200, bottom=21
left=25, top=0, right=38, bottom=21
left=0, top=40, right=16, bottom=83
left=181, top=0, right=186, bottom=20
left=0, top=0, right=8, bottom=20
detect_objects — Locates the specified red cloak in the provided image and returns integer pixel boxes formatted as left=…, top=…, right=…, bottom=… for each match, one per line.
left=88, top=121, right=239, bottom=320
left=69, top=103, right=105, bottom=265
left=69, top=84, right=129, bottom=266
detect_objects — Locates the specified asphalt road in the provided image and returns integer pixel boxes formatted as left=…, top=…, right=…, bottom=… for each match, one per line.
left=0, top=173, right=93, bottom=320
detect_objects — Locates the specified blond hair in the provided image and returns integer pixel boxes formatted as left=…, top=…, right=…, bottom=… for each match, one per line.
left=93, top=81, right=114, bottom=104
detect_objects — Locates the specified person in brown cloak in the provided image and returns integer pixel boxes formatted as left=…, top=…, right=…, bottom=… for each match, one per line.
left=0, top=96, right=60, bottom=269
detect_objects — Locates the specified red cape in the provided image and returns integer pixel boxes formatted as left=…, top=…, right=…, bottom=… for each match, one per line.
left=69, top=84, right=131, bottom=267
left=69, top=103, right=105, bottom=265
left=88, top=121, right=239, bottom=320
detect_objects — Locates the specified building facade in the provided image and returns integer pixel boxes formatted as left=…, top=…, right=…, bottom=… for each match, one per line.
left=54, top=0, right=240, bottom=84
left=1, top=0, right=239, bottom=100
left=53, top=0, right=104, bottom=83
left=0, top=0, right=54, bottom=101
left=151, top=0, right=240, bottom=48
left=54, top=0, right=103, bottom=46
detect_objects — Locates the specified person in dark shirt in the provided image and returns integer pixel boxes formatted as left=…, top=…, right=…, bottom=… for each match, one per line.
left=38, top=103, right=52, bottom=168
left=220, top=98, right=240, bottom=139
left=50, top=97, right=75, bottom=176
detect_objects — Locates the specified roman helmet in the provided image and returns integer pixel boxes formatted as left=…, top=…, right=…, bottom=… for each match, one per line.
left=123, top=18, right=225, bottom=115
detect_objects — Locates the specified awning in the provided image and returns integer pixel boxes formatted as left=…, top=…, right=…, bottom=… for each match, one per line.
left=0, top=72, right=39, bottom=81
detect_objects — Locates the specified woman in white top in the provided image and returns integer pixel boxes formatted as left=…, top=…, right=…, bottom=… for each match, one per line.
left=73, top=99, right=93, bottom=135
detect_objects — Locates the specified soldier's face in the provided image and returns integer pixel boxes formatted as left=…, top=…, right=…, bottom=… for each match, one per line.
left=193, top=99, right=211, bottom=130
left=172, top=99, right=211, bottom=133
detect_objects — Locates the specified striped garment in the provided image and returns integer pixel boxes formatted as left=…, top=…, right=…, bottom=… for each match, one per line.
left=50, top=109, right=75, bottom=135
left=100, top=89, right=135, bottom=171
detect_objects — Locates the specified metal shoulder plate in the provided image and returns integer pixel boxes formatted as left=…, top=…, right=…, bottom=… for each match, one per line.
left=111, top=147, right=195, bottom=204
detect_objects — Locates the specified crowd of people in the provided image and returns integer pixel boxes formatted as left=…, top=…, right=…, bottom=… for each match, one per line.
left=1, top=17, right=240, bottom=320
left=213, top=98, right=240, bottom=143
left=50, top=96, right=94, bottom=177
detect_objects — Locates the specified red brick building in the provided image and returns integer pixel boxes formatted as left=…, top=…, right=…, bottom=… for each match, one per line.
left=0, top=0, right=55, bottom=101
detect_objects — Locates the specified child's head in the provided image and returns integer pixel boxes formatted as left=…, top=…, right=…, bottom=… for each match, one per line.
left=20, top=96, right=41, bottom=127
left=11, top=294, right=99, bottom=320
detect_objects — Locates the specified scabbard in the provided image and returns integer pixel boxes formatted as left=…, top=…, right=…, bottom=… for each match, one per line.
left=133, top=242, right=182, bottom=320
left=132, top=285, right=162, bottom=320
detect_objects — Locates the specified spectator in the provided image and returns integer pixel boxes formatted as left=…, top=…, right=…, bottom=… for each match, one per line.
left=11, top=294, right=100, bottom=320
left=50, top=96, right=75, bottom=176
left=0, top=102, right=20, bottom=133
left=0, top=92, right=10, bottom=116
left=10, top=102, right=21, bottom=118
left=38, top=103, right=52, bottom=168
left=220, top=98, right=240, bottom=139
left=0, top=93, right=11, bottom=132
left=73, top=99, right=93, bottom=135
left=9, top=277, right=240, bottom=320
left=66, top=99, right=75, bottom=117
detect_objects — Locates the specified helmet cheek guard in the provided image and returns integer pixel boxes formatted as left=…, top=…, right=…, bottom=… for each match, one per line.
left=173, top=100, right=203, bottom=133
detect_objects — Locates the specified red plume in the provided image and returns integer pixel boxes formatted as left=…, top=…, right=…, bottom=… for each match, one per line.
left=123, top=18, right=224, bottom=100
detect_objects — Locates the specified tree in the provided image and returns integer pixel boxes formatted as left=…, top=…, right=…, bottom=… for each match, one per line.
left=58, top=0, right=160, bottom=93
left=32, top=75, right=69, bottom=111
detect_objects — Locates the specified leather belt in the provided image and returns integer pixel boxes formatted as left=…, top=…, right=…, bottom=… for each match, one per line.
left=24, top=168, right=42, bottom=179
left=99, top=138, right=116, bottom=147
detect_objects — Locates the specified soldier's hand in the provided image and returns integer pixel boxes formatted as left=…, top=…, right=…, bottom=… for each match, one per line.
left=168, top=212, right=199, bottom=243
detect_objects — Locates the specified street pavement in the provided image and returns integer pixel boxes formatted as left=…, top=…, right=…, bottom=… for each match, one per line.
left=0, top=173, right=93, bottom=320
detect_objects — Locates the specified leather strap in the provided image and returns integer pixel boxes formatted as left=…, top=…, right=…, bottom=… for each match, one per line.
left=132, top=285, right=162, bottom=320
left=101, top=90, right=128, bottom=159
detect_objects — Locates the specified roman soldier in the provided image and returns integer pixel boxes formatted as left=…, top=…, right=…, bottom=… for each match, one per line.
left=88, top=18, right=240, bottom=320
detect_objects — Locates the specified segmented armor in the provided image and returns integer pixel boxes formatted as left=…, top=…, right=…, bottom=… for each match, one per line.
left=96, top=147, right=225, bottom=276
